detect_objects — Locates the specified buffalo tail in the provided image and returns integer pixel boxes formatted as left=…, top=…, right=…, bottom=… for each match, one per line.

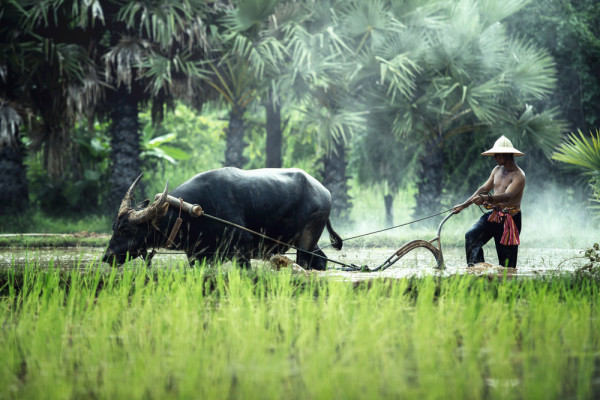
left=326, top=219, right=343, bottom=250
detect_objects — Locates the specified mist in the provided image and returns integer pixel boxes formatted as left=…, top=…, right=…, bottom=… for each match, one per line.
left=330, top=180, right=597, bottom=253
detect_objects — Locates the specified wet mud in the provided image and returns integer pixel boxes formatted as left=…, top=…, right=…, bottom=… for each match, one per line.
left=0, top=245, right=587, bottom=280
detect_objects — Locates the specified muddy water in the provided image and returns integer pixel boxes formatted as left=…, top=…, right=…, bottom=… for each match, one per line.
left=324, top=246, right=586, bottom=280
left=0, top=245, right=587, bottom=279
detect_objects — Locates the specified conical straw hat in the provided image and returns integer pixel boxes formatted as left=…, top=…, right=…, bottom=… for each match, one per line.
left=481, top=135, right=524, bottom=157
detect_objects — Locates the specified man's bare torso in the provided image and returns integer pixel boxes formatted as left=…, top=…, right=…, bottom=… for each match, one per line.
left=453, top=154, right=526, bottom=215
left=491, top=165, right=525, bottom=207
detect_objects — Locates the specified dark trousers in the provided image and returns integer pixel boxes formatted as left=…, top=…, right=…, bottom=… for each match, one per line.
left=465, top=211, right=522, bottom=268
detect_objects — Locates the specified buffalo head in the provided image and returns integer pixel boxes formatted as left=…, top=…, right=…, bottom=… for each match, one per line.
left=102, top=174, right=169, bottom=265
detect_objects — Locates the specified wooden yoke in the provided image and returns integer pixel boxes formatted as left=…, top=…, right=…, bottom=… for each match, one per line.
left=155, top=193, right=203, bottom=217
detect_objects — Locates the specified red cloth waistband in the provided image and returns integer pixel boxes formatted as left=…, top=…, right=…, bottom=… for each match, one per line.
left=484, top=204, right=520, bottom=246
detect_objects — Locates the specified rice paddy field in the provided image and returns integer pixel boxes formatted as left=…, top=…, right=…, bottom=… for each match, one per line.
left=1, top=199, right=599, bottom=399
left=1, top=245, right=599, bottom=399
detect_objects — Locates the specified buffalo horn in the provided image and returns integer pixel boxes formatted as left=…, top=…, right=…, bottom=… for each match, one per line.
left=118, top=174, right=144, bottom=217
left=128, top=180, right=169, bottom=224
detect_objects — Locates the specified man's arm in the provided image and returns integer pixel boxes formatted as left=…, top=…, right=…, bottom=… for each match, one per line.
left=452, top=168, right=497, bottom=213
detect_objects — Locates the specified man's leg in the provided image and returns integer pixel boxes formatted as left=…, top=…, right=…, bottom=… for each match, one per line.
left=494, top=212, right=522, bottom=268
left=465, top=213, right=495, bottom=266
left=495, top=244, right=519, bottom=268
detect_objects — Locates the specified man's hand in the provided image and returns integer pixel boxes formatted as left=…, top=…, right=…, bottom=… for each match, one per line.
left=453, top=203, right=468, bottom=214
left=471, top=194, right=484, bottom=206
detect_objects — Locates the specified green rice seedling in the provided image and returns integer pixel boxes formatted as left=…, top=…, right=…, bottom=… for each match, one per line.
left=0, top=258, right=599, bottom=399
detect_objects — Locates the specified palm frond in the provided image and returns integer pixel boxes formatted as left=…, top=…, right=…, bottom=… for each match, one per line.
left=478, top=22, right=507, bottom=73
left=299, top=102, right=366, bottom=151
left=514, top=105, right=565, bottom=156
left=222, top=0, right=281, bottom=31
left=116, top=0, right=210, bottom=51
left=72, top=0, right=105, bottom=28
left=552, top=129, right=600, bottom=174
left=0, top=99, right=22, bottom=147
left=465, top=77, right=510, bottom=123
left=478, top=0, right=530, bottom=26
left=505, top=38, right=557, bottom=101
left=448, top=0, right=483, bottom=42
left=66, top=66, right=104, bottom=123
left=339, top=0, right=403, bottom=54
left=103, top=36, right=150, bottom=89
left=376, top=53, right=419, bottom=102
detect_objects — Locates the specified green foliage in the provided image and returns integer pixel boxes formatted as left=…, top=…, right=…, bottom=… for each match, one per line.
left=0, top=210, right=112, bottom=235
left=583, top=243, right=600, bottom=266
left=140, top=103, right=227, bottom=195
left=4, top=0, right=597, bottom=231
left=506, top=0, right=600, bottom=130
left=442, top=131, right=492, bottom=200
left=552, top=129, right=600, bottom=173
left=139, top=109, right=192, bottom=172
left=320, top=0, right=565, bottom=215
left=575, top=243, right=600, bottom=278
left=280, top=110, right=325, bottom=177
left=1, top=265, right=599, bottom=398
left=552, top=129, right=600, bottom=213
left=25, top=121, right=111, bottom=216
left=0, top=231, right=109, bottom=247
left=351, top=127, right=421, bottom=193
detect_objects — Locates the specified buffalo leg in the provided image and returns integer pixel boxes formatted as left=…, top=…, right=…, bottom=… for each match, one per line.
left=298, top=247, right=327, bottom=270
left=296, top=220, right=328, bottom=270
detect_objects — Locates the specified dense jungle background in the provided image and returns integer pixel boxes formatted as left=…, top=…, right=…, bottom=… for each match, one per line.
left=1, top=0, right=599, bottom=234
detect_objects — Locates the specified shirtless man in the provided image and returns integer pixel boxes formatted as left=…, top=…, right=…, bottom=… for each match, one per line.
left=453, top=136, right=526, bottom=268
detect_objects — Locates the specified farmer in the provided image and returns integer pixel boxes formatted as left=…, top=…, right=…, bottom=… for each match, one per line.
left=452, top=136, right=526, bottom=268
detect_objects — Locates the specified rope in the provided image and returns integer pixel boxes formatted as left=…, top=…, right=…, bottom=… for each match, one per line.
left=319, top=208, right=455, bottom=250
left=201, top=208, right=455, bottom=269
left=148, top=195, right=456, bottom=270
left=200, top=213, right=353, bottom=268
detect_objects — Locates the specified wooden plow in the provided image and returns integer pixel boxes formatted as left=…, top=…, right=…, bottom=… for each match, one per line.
left=366, top=212, right=454, bottom=272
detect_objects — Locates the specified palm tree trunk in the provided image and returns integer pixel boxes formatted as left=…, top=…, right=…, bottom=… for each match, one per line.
left=44, top=126, right=68, bottom=179
left=224, top=105, right=247, bottom=168
left=0, top=141, right=28, bottom=215
left=107, top=89, right=142, bottom=212
left=414, top=142, right=445, bottom=218
left=265, top=89, right=282, bottom=168
left=321, top=141, right=352, bottom=221
left=384, top=193, right=394, bottom=227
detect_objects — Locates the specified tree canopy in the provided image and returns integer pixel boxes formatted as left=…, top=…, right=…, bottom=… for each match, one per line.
left=2, top=0, right=594, bottom=223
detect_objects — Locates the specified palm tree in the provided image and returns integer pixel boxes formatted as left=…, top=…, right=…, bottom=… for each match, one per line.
left=0, top=1, right=28, bottom=215
left=0, top=0, right=98, bottom=214
left=7, top=0, right=229, bottom=212
left=202, top=56, right=259, bottom=168
left=0, top=100, right=27, bottom=215
left=281, top=0, right=368, bottom=218
left=322, top=0, right=418, bottom=223
left=217, top=0, right=365, bottom=217
left=212, top=0, right=293, bottom=168
left=98, top=0, right=221, bottom=209
left=342, top=0, right=566, bottom=217
left=406, top=1, right=565, bottom=216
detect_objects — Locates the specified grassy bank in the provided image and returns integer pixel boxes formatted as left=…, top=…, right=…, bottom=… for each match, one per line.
left=0, top=233, right=110, bottom=249
left=1, top=262, right=599, bottom=399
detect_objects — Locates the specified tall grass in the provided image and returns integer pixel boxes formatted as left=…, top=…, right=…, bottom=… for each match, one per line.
left=1, top=260, right=599, bottom=399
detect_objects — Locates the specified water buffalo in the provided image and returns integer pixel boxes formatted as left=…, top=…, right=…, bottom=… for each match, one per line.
left=102, top=167, right=343, bottom=269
